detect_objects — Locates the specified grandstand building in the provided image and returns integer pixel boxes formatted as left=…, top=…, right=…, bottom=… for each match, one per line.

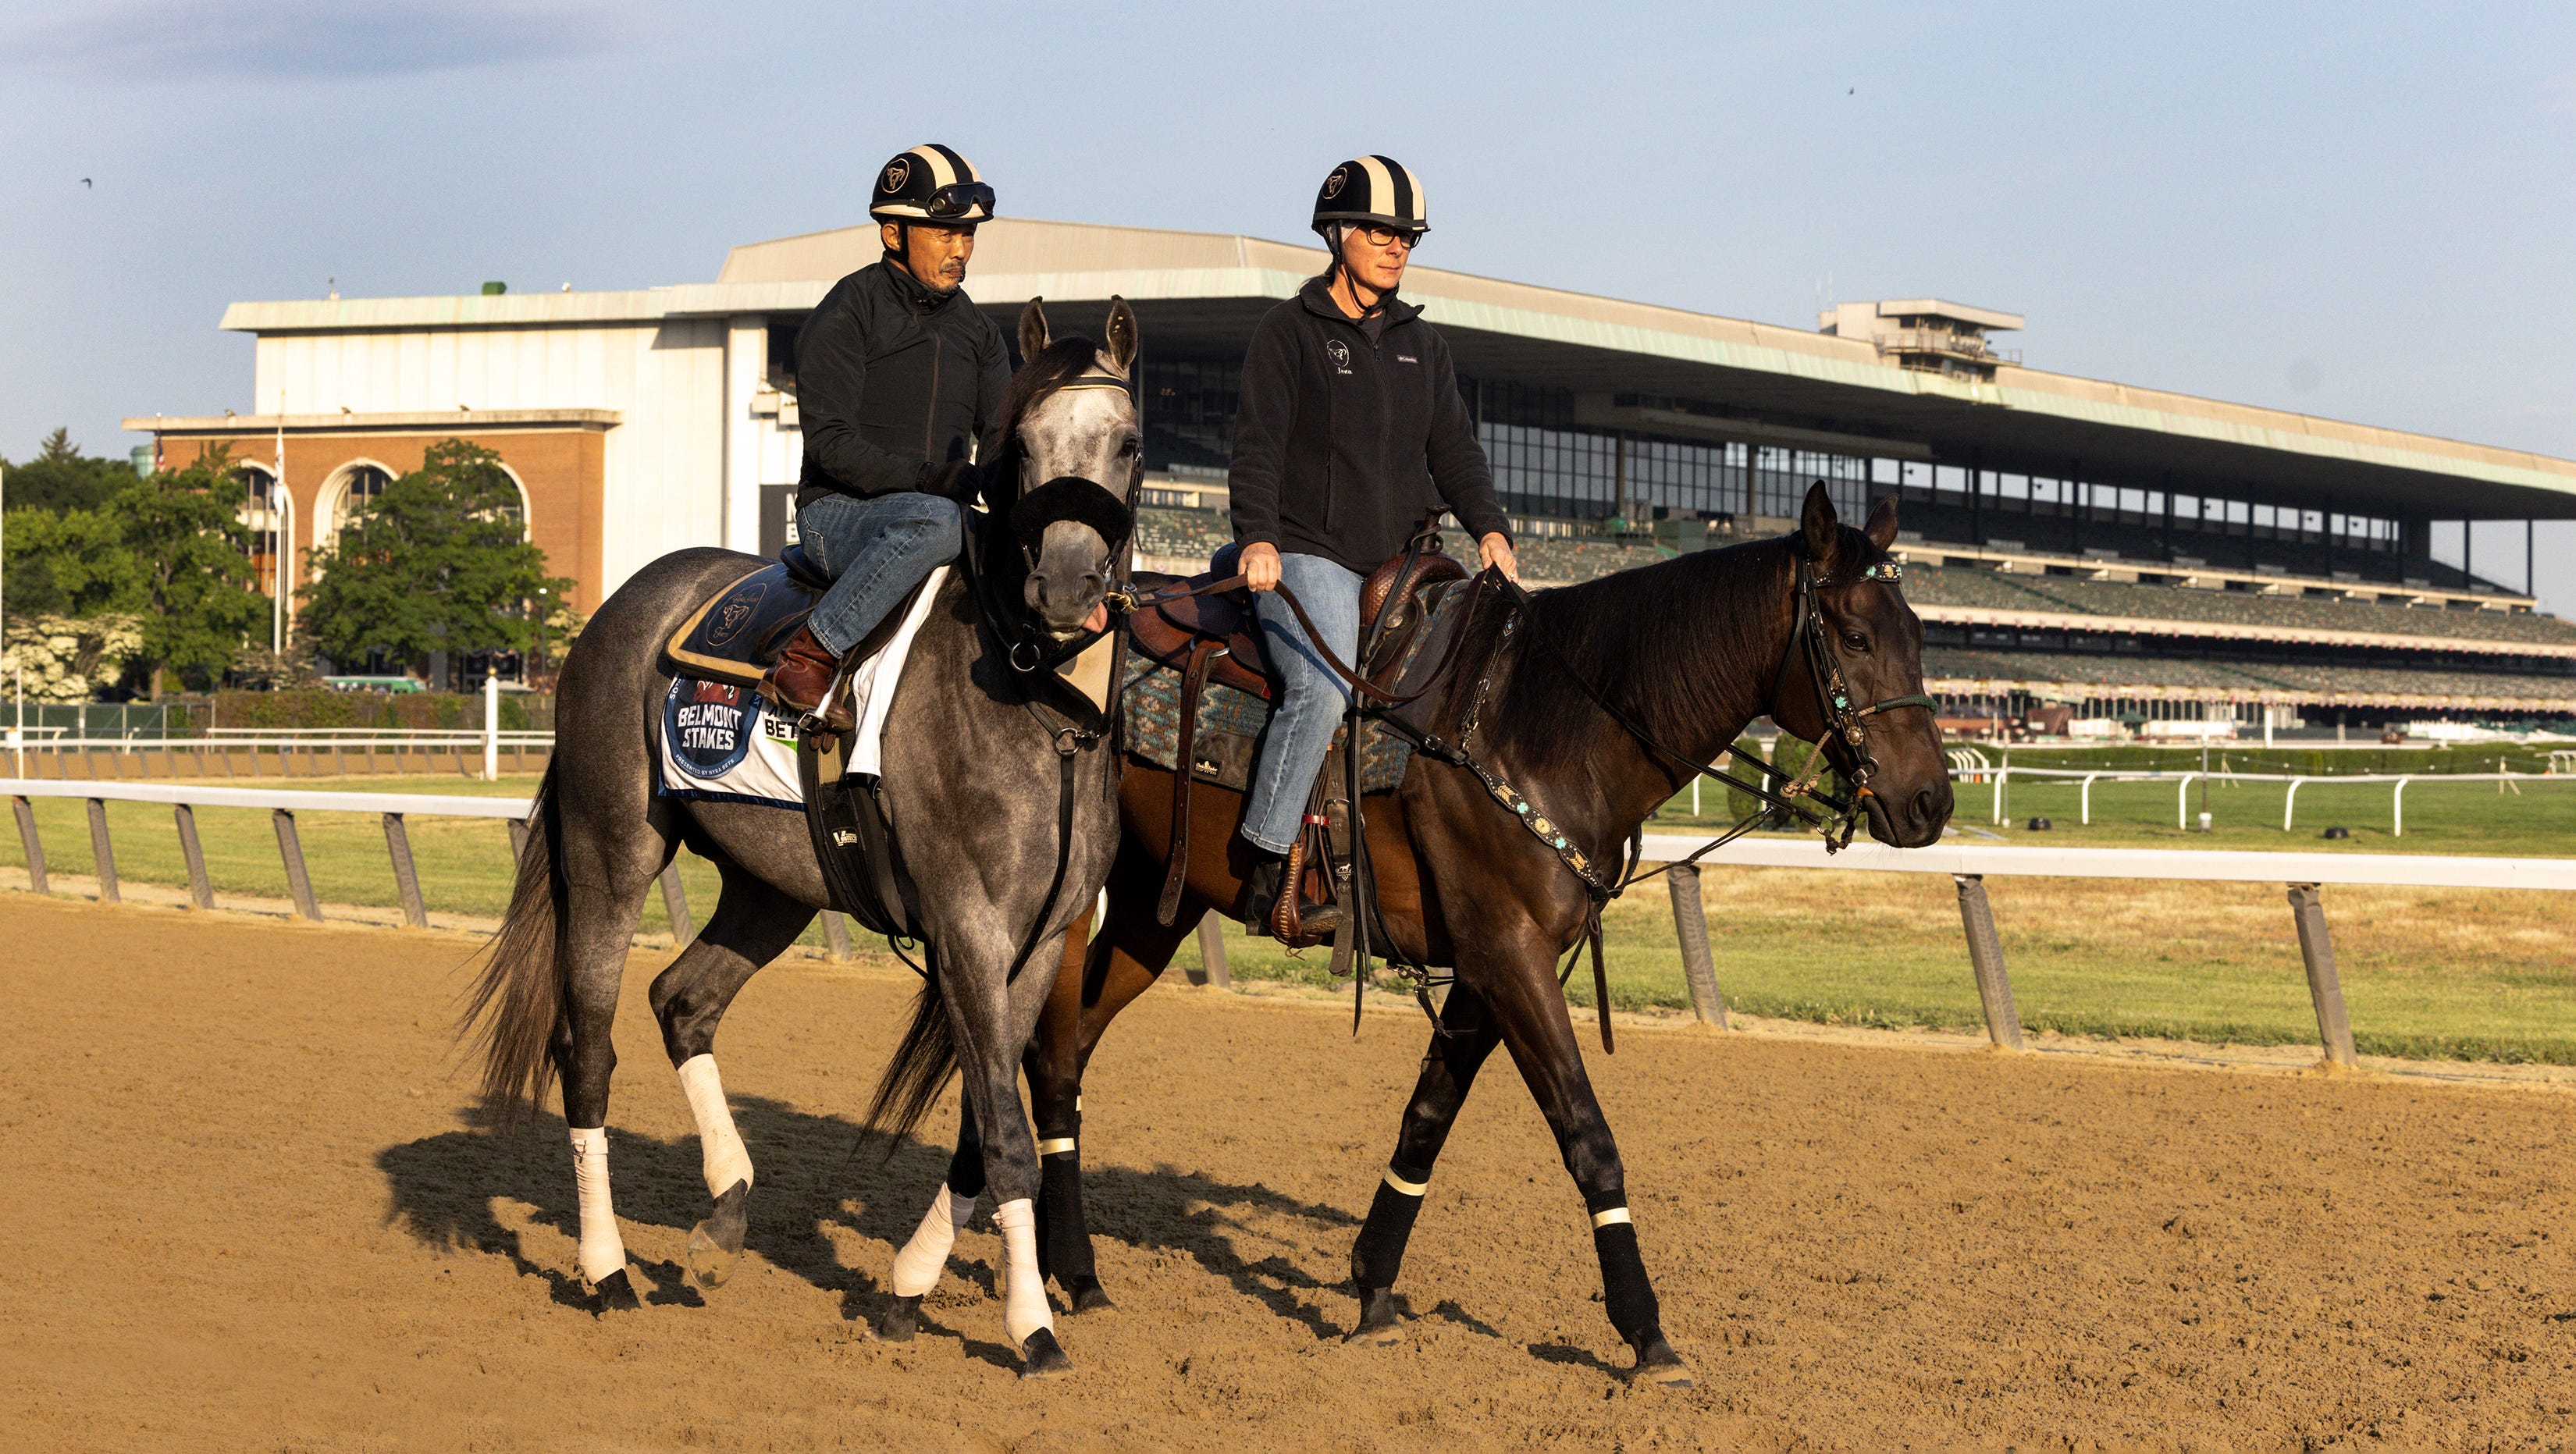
left=130, top=218, right=2576, bottom=726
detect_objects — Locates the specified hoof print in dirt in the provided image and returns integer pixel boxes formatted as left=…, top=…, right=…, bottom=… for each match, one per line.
left=586, top=1268, right=642, bottom=1312
left=873, top=1294, right=921, bottom=1343
left=1019, top=1328, right=1074, bottom=1379
left=686, top=1181, right=751, bottom=1290
left=1629, top=1331, right=1693, bottom=1389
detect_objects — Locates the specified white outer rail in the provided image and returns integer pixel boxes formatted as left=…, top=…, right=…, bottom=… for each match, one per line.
left=1635, top=833, right=2576, bottom=891
left=0, top=778, right=535, bottom=818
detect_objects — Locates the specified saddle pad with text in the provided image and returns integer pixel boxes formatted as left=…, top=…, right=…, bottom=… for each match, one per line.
left=658, top=679, right=804, bottom=809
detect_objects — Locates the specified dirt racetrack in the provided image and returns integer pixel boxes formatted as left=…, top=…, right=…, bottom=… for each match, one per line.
left=4, top=895, right=2573, bottom=1449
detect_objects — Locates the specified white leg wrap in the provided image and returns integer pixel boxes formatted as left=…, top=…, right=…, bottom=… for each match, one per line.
left=994, top=1197, right=1053, bottom=1346
left=568, top=1126, right=627, bottom=1286
left=890, top=1182, right=962, bottom=1297
left=675, top=1054, right=754, bottom=1196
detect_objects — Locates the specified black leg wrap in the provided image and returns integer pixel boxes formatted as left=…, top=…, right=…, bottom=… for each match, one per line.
left=1348, top=1160, right=1430, bottom=1292
left=1592, top=1221, right=1662, bottom=1349
left=1037, top=1150, right=1096, bottom=1287
left=945, top=1138, right=987, bottom=1203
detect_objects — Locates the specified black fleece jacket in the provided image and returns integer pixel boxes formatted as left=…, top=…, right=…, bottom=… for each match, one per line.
left=1227, top=277, right=1510, bottom=574
left=795, top=258, right=1012, bottom=511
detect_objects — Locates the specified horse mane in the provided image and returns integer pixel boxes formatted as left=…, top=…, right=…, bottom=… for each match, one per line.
left=1484, top=521, right=1891, bottom=778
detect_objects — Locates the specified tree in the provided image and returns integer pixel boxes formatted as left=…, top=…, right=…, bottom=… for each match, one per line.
left=300, top=440, right=571, bottom=682
left=111, top=445, right=269, bottom=694
left=2, top=505, right=140, bottom=618
left=1, top=428, right=138, bottom=515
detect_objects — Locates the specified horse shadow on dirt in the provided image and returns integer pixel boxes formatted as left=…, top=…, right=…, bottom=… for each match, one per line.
left=376, top=1095, right=1373, bottom=1352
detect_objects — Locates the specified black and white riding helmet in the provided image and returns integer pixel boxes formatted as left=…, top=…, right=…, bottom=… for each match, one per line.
left=1311, top=155, right=1428, bottom=239
left=870, top=144, right=995, bottom=225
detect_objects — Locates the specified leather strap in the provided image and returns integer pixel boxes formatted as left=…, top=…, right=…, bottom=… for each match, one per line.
left=1158, top=640, right=1220, bottom=926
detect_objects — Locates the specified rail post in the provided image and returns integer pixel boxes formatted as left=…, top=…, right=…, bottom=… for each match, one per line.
left=1991, top=765, right=2008, bottom=826
left=2393, top=777, right=2410, bottom=838
left=1952, top=873, right=2023, bottom=1049
left=482, top=672, right=500, bottom=782
left=382, top=813, right=429, bottom=928
left=85, top=797, right=119, bottom=904
left=12, top=795, right=46, bottom=894
left=820, top=908, right=851, bottom=961
left=660, top=861, right=694, bottom=947
left=1666, top=862, right=1728, bottom=1028
left=2286, top=883, right=2357, bottom=1069
left=2282, top=777, right=2305, bottom=833
left=2081, top=773, right=2097, bottom=825
left=173, top=804, right=213, bottom=909
left=2176, top=773, right=2198, bottom=830
left=272, top=809, right=321, bottom=921
left=1192, top=909, right=1231, bottom=990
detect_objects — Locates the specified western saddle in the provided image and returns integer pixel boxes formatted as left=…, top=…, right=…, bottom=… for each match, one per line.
left=1126, top=519, right=1469, bottom=942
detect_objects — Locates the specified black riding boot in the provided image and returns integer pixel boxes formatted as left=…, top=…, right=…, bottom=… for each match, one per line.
left=1240, top=845, right=1345, bottom=941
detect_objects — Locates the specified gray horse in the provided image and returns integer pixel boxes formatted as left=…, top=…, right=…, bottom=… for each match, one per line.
left=463, top=300, right=1142, bottom=1379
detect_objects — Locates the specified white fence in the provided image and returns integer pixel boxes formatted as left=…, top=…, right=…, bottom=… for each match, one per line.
left=1636, top=832, right=2573, bottom=1068
left=8, top=778, right=2568, bottom=1068
left=1979, top=764, right=2562, bottom=834
left=0, top=777, right=826, bottom=955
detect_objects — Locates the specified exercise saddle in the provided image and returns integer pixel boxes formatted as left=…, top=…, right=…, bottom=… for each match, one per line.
left=1126, top=538, right=1468, bottom=700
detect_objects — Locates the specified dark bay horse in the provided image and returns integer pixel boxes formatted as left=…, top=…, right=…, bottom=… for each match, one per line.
left=462, top=300, right=1143, bottom=1378
left=1010, top=484, right=1952, bottom=1385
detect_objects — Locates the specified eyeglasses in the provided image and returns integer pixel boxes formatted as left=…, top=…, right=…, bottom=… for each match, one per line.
left=924, top=181, right=996, bottom=219
left=1354, top=224, right=1421, bottom=250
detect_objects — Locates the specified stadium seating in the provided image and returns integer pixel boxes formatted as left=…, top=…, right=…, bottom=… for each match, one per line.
left=1904, top=565, right=2576, bottom=649
left=1922, top=648, right=2576, bottom=704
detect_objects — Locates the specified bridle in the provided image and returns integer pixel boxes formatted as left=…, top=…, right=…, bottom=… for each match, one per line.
left=1759, top=547, right=1943, bottom=845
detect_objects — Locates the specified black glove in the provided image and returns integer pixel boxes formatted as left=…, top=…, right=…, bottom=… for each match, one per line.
left=923, top=460, right=982, bottom=504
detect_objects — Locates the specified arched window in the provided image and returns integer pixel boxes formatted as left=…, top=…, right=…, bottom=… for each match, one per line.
left=333, top=464, right=393, bottom=545
left=233, top=464, right=282, bottom=595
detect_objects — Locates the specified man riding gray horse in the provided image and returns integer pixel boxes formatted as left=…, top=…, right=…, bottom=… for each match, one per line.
left=761, top=143, right=1010, bottom=731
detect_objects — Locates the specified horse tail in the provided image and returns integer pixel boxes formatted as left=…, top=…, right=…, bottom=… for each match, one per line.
left=862, top=954, right=956, bottom=1152
left=458, top=759, right=568, bottom=1120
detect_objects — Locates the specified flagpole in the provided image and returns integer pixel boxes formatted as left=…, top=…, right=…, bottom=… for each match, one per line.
left=273, top=399, right=286, bottom=655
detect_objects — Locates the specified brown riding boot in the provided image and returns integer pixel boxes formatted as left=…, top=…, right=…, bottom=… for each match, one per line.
left=759, top=624, right=855, bottom=732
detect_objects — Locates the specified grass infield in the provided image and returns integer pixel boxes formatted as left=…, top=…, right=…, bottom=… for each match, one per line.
left=4, top=770, right=2570, bottom=1063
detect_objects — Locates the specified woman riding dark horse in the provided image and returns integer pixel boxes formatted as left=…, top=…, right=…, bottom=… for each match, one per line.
left=1227, top=156, right=1521, bottom=937
left=1009, top=482, right=1955, bottom=1387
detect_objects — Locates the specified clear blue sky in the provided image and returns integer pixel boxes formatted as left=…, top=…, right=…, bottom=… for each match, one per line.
left=5, top=2, right=2570, bottom=606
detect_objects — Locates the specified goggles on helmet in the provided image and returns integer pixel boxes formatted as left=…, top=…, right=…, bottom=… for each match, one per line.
left=923, top=182, right=996, bottom=219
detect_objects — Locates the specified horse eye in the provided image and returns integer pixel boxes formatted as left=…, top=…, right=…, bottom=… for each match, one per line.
left=1841, top=631, right=1870, bottom=653
left=1118, top=435, right=1140, bottom=457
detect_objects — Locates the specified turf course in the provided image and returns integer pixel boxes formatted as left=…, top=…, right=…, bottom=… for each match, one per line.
left=3, top=766, right=2569, bottom=1062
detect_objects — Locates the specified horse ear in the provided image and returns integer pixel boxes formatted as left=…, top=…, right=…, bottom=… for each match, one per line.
left=1863, top=494, right=1899, bottom=553
left=1017, top=298, right=1049, bottom=366
left=1799, top=481, right=1841, bottom=567
left=1104, top=297, right=1139, bottom=375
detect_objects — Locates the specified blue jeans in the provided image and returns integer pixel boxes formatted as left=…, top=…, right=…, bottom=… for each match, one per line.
left=796, top=492, right=963, bottom=657
left=1242, top=553, right=1362, bottom=855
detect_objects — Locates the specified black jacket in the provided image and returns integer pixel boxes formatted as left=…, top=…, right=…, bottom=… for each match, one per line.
left=795, top=258, right=1013, bottom=511
left=1227, top=276, right=1510, bottom=574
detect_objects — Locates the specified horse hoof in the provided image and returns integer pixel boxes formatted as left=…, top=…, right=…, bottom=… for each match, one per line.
left=1631, top=1329, right=1694, bottom=1389
left=873, top=1294, right=921, bottom=1343
left=687, top=1181, right=751, bottom=1290
left=1343, top=1285, right=1404, bottom=1346
left=587, top=1268, right=642, bottom=1312
left=1066, top=1278, right=1115, bottom=1314
left=1019, top=1328, right=1074, bottom=1379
